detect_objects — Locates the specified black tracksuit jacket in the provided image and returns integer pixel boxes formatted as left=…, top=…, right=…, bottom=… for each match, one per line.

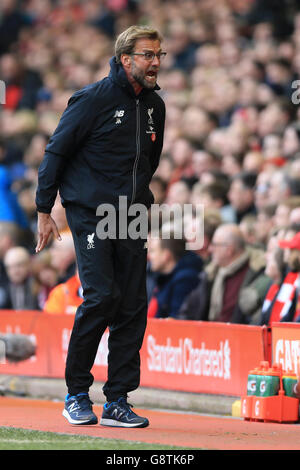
left=35, top=57, right=166, bottom=213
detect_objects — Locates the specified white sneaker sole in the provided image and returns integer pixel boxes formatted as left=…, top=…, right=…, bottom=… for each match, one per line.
left=62, top=408, right=98, bottom=425
left=100, top=418, right=149, bottom=428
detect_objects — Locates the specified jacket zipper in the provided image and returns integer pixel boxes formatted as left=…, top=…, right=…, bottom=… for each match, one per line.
left=131, top=98, right=140, bottom=205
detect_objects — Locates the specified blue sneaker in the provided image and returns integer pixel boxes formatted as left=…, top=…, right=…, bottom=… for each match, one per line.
left=62, top=393, right=98, bottom=425
left=100, top=397, right=149, bottom=428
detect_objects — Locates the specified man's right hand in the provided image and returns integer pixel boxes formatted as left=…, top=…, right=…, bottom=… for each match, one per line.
left=35, top=212, right=62, bottom=253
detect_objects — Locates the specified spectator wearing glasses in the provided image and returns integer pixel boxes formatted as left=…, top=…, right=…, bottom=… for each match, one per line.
left=179, top=224, right=270, bottom=324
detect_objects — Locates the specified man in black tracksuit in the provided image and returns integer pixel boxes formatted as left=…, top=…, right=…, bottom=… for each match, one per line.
left=35, top=26, right=165, bottom=428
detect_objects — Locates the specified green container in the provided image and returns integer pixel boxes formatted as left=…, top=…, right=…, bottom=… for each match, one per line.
left=283, top=376, right=298, bottom=397
left=247, top=374, right=259, bottom=396
left=258, top=375, right=280, bottom=397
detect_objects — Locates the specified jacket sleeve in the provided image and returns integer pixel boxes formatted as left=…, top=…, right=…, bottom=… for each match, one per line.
left=35, top=88, right=95, bottom=213
left=150, top=99, right=165, bottom=176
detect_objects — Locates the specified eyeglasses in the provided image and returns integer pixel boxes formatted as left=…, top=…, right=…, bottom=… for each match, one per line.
left=131, top=51, right=167, bottom=61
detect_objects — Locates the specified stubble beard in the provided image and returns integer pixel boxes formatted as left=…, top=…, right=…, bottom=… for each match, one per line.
left=131, top=61, right=157, bottom=90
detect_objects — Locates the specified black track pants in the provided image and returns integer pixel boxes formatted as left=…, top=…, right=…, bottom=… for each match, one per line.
left=64, top=204, right=148, bottom=401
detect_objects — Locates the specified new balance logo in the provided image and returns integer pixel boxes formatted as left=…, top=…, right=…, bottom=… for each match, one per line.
left=110, top=408, right=136, bottom=422
left=114, top=110, right=125, bottom=124
left=68, top=402, right=80, bottom=413
left=111, top=408, right=125, bottom=421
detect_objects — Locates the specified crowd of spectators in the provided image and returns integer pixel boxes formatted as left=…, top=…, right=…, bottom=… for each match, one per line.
left=2, top=0, right=300, bottom=325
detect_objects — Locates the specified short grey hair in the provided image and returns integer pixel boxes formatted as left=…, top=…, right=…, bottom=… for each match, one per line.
left=115, top=25, right=163, bottom=64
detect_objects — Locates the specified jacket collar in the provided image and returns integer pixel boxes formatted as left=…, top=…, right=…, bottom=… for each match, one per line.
left=108, top=56, right=160, bottom=97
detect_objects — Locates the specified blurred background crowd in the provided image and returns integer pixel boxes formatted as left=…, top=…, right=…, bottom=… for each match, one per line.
left=2, top=0, right=300, bottom=326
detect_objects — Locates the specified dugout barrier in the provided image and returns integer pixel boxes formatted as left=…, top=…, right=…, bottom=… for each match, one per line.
left=0, top=310, right=298, bottom=397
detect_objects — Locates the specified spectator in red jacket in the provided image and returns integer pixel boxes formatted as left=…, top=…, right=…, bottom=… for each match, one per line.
left=260, top=231, right=300, bottom=325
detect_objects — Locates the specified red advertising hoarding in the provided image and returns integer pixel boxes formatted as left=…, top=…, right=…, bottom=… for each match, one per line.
left=272, top=322, right=300, bottom=374
left=0, top=311, right=270, bottom=396
left=140, top=319, right=269, bottom=396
